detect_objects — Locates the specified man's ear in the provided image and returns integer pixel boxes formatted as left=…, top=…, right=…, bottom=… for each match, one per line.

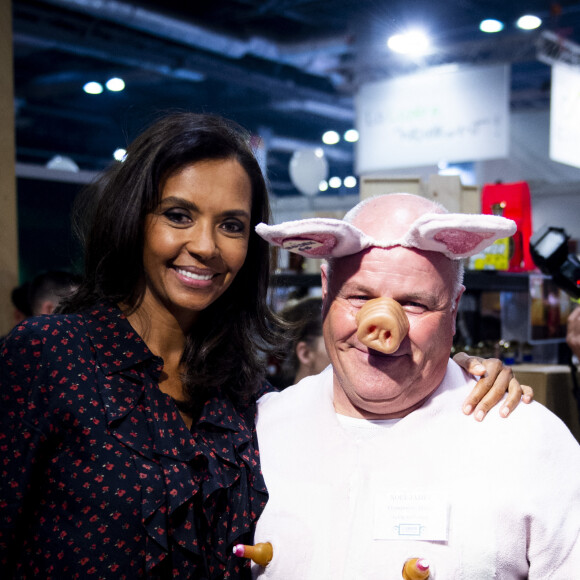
left=38, top=300, right=57, bottom=315
left=451, top=285, right=465, bottom=335
left=321, top=263, right=330, bottom=317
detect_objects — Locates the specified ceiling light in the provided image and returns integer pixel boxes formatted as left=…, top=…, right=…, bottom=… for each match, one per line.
left=319, top=180, right=329, bottom=192
left=343, top=176, right=357, bottom=188
left=480, top=19, right=504, bottom=33
left=328, top=176, right=342, bottom=188
left=344, top=129, right=359, bottom=142
left=113, top=148, right=127, bottom=162
left=387, top=30, right=431, bottom=56
left=83, top=81, right=103, bottom=95
left=322, top=130, right=340, bottom=145
left=517, top=15, right=542, bottom=30
left=106, top=77, right=125, bottom=92
left=46, top=155, right=79, bottom=172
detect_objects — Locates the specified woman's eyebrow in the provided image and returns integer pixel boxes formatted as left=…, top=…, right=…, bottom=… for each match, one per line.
left=158, top=196, right=250, bottom=219
left=158, top=195, right=197, bottom=209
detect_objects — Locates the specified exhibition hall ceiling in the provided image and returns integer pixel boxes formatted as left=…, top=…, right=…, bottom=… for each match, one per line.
left=12, top=0, right=580, bottom=195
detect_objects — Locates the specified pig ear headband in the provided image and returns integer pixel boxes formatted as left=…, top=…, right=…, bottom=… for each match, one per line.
left=255, top=212, right=517, bottom=260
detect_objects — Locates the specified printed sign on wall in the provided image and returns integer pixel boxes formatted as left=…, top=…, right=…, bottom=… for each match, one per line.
left=355, top=64, right=510, bottom=173
left=550, top=61, right=580, bottom=169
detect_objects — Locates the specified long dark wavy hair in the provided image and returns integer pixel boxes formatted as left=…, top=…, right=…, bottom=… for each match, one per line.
left=60, top=112, right=283, bottom=410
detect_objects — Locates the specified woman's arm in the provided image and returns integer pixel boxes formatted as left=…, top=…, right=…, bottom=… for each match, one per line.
left=0, top=325, right=49, bottom=572
left=453, top=352, right=533, bottom=421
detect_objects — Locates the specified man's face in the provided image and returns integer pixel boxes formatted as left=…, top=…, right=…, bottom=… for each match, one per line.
left=321, top=246, right=463, bottom=419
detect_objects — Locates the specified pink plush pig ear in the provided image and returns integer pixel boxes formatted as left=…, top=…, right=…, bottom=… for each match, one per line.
left=400, top=212, right=517, bottom=259
left=255, top=218, right=372, bottom=258
left=256, top=211, right=517, bottom=260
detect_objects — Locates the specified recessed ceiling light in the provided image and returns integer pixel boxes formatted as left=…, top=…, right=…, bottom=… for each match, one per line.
left=83, top=81, right=103, bottom=95
left=322, top=130, right=340, bottom=145
left=328, top=176, right=342, bottom=188
left=387, top=30, right=431, bottom=56
left=480, top=19, right=504, bottom=33
left=344, top=176, right=357, bottom=188
left=113, top=148, right=127, bottom=161
left=344, top=129, right=359, bottom=142
left=517, top=15, right=542, bottom=30
left=106, top=77, right=125, bottom=92
left=46, top=155, right=79, bottom=172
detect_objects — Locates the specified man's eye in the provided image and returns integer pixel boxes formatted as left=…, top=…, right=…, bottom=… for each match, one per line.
left=403, top=302, right=428, bottom=314
left=349, top=296, right=370, bottom=306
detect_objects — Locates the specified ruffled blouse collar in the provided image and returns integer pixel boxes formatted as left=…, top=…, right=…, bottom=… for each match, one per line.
left=84, top=302, right=268, bottom=578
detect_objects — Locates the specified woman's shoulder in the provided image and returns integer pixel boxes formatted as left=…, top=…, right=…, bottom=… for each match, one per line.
left=4, top=312, right=84, bottom=342
left=1, top=302, right=122, bottom=351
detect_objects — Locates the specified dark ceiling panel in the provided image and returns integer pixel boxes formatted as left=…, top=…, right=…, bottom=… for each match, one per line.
left=12, top=0, right=580, bottom=195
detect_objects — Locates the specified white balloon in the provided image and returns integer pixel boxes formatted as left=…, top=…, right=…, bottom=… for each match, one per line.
left=289, top=149, right=329, bottom=196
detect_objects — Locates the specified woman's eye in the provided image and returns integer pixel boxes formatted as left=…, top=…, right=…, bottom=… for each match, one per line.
left=163, top=209, right=190, bottom=224
left=221, top=220, right=246, bottom=234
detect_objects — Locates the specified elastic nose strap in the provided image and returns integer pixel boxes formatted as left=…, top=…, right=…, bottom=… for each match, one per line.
left=355, top=297, right=409, bottom=354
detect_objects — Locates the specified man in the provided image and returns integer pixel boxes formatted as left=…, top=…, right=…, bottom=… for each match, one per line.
left=252, top=194, right=580, bottom=578
left=28, top=270, right=80, bottom=316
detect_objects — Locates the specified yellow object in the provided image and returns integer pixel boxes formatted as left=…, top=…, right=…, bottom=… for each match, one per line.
left=469, top=237, right=510, bottom=270
left=233, top=542, right=273, bottom=567
left=402, top=557, right=431, bottom=580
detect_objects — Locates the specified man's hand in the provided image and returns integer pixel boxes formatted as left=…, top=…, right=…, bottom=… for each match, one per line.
left=453, top=352, right=534, bottom=421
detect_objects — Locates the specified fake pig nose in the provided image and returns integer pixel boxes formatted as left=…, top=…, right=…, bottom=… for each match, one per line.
left=355, top=297, right=409, bottom=354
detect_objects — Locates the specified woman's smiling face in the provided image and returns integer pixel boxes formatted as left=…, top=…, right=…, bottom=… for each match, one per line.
left=140, top=158, right=252, bottom=329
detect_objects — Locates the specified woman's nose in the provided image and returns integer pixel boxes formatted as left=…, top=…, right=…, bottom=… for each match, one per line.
left=356, top=297, right=409, bottom=354
left=186, top=221, right=218, bottom=258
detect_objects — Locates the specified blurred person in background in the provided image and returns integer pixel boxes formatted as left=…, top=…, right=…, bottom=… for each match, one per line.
left=8, top=281, right=32, bottom=327
left=567, top=306, right=580, bottom=360
left=28, top=269, right=81, bottom=316
left=273, top=296, right=329, bottom=388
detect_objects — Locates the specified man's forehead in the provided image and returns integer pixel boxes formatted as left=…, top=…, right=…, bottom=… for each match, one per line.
left=339, top=245, right=452, bottom=282
left=351, top=196, right=440, bottom=242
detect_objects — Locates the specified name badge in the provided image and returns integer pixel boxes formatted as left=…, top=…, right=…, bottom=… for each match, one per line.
left=373, top=490, right=449, bottom=542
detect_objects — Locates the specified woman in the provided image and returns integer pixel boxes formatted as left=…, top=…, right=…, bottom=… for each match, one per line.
left=0, top=112, right=529, bottom=579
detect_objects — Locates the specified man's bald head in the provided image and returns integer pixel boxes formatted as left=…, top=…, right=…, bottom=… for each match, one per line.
left=337, top=194, right=464, bottom=295
left=344, top=193, right=446, bottom=241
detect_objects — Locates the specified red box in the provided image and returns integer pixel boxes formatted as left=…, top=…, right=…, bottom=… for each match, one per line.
left=481, top=181, right=535, bottom=272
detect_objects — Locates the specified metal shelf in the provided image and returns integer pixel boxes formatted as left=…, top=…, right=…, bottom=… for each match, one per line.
left=272, top=271, right=532, bottom=292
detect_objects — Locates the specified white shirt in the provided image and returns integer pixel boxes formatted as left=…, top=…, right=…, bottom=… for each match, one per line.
left=254, top=361, right=580, bottom=579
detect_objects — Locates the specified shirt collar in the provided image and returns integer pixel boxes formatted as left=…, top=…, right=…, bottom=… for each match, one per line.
left=82, top=301, right=159, bottom=374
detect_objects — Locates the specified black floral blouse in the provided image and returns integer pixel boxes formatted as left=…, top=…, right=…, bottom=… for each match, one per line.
left=0, top=302, right=272, bottom=579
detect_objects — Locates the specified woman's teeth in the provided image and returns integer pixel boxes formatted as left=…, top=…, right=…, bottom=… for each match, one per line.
left=176, top=268, right=213, bottom=281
